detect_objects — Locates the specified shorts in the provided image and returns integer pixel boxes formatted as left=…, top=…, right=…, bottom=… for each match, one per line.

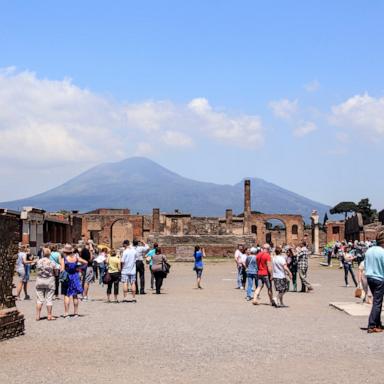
left=121, top=273, right=136, bottom=284
left=36, top=287, right=55, bottom=306
left=83, top=267, right=94, bottom=284
left=257, top=275, right=271, bottom=289
left=273, top=278, right=288, bottom=293
left=17, top=269, right=28, bottom=283
left=195, top=268, right=203, bottom=278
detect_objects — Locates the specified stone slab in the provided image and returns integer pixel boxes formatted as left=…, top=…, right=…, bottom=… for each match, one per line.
left=329, top=301, right=384, bottom=316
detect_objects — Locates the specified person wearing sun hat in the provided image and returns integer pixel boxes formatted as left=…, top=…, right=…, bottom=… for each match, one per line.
left=364, top=231, right=384, bottom=333
left=60, top=243, right=88, bottom=318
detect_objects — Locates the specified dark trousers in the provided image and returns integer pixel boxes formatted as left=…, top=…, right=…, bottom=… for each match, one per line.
left=154, top=271, right=165, bottom=294
left=150, top=266, right=154, bottom=289
left=343, top=263, right=357, bottom=286
left=54, top=274, right=60, bottom=296
left=107, top=272, right=120, bottom=295
left=289, top=268, right=297, bottom=290
left=136, top=260, right=145, bottom=293
left=367, top=277, right=384, bottom=329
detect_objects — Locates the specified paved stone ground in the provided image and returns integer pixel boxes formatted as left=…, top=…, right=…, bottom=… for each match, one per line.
left=1, top=260, right=383, bottom=384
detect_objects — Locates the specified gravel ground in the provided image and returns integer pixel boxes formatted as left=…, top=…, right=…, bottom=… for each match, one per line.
left=1, top=259, right=383, bottom=384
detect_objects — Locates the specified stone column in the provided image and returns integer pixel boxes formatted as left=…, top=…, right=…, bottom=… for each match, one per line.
left=226, top=209, right=233, bottom=234
left=243, top=179, right=251, bottom=234
left=152, top=208, right=160, bottom=233
left=311, top=210, right=320, bottom=255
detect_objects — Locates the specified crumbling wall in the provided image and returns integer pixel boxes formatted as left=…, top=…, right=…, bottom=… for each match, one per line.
left=0, top=214, right=24, bottom=341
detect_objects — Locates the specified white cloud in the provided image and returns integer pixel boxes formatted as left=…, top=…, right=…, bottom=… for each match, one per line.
left=0, top=69, right=265, bottom=172
left=293, top=121, right=317, bottom=137
left=331, top=93, right=384, bottom=136
left=269, top=99, right=298, bottom=120
left=304, top=80, right=320, bottom=93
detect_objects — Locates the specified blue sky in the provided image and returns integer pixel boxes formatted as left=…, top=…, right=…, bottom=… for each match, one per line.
left=1, top=0, right=384, bottom=210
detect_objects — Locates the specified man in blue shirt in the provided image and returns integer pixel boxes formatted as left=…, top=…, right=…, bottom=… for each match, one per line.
left=365, top=231, right=384, bottom=333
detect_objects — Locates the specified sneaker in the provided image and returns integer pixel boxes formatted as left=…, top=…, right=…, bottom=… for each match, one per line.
left=73, top=314, right=79, bottom=318
left=271, top=298, right=278, bottom=307
left=246, top=297, right=252, bottom=301
left=82, top=297, right=88, bottom=302
left=367, top=327, right=383, bottom=334
left=132, top=299, right=137, bottom=303
left=24, top=295, right=31, bottom=300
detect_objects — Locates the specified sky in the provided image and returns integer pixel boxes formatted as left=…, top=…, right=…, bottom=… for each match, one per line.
left=0, top=0, right=384, bottom=209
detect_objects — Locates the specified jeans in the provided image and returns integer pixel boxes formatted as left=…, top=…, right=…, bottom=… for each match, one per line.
left=237, top=265, right=246, bottom=288
left=136, top=260, right=145, bottom=293
left=98, top=264, right=106, bottom=285
left=367, top=277, right=384, bottom=329
left=246, top=273, right=257, bottom=298
left=343, top=263, right=357, bottom=286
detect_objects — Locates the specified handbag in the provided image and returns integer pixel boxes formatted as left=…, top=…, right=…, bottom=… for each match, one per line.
left=103, top=271, right=111, bottom=284
left=59, top=270, right=69, bottom=283
left=162, top=260, right=171, bottom=275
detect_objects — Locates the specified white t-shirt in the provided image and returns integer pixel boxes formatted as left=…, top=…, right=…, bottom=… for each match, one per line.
left=272, top=255, right=287, bottom=279
left=121, top=247, right=136, bottom=275
left=234, top=249, right=244, bottom=265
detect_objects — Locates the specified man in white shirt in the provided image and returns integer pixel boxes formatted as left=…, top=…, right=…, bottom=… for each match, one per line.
left=134, top=240, right=150, bottom=295
left=121, top=240, right=137, bottom=303
left=234, top=245, right=245, bottom=289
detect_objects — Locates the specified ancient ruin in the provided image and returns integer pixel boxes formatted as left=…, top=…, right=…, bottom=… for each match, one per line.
left=0, top=211, right=24, bottom=341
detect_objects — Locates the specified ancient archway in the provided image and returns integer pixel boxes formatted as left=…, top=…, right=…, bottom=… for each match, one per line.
left=264, top=218, right=287, bottom=246
left=110, top=219, right=133, bottom=249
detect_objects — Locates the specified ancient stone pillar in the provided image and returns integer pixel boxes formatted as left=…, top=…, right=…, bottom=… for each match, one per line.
left=226, top=209, right=233, bottom=234
left=243, top=179, right=251, bottom=234
left=152, top=208, right=160, bottom=233
left=311, top=210, right=320, bottom=255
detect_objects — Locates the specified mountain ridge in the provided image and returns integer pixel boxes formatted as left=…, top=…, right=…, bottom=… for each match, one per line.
left=1, top=157, right=331, bottom=220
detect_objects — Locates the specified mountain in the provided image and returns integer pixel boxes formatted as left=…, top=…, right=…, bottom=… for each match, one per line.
left=1, top=157, right=331, bottom=220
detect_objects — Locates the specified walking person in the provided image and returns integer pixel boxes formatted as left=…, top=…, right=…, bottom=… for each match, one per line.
left=145, top=243, right=158, bottom=290
left=193, top=246, right=205, bottom=289
left=358, top=258, right=372, bottom=304
left=245, top=247, right=258, bottom=301
left=342, top=246, right=358, bottom=287
left=234, top=245, right=246, bottom=289
left=252, top=244, right=273, bottom=305
left=35, top=248, right=56, bottom=321
left=106, top=249, right=121, bottom=303
left=364, top=231, right=384, bottom=333
left=151, top=248, right=169, bottom=294
left=80, top=244, right=94, bottom=301
left=121, top=240, right=137, bottom=303
left=287, top=247, right=298, bottom=292
left=15, top=245, right=35, bottom=300
left=134, top=240, right=149, bottom=294
left=297, top=242, right=313, bottom=293
left=60, top=244, right=88, bottom=318
left=49, top=245, right=61, bottom=300
left=272, top=247, right=292, bottom=308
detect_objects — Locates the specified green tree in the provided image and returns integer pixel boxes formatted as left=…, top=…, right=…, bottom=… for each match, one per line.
left=356, top=198, right=377, bottom=224
left=330, top=201, right=357, bottom=218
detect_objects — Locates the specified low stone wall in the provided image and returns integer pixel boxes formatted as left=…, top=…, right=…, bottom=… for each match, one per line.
left=148, top=234, right=256, bottom=260
left=0, top=214, right=24, bottom=341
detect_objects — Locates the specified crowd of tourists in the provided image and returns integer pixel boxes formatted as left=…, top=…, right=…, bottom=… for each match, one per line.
left=234, top=241, right=313, bottom=308
left=15, top=239, right=171, bottom=320
left=14, top=230, right=384, bottom=334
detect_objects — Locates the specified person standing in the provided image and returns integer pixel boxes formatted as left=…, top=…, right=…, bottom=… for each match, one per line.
left=193, top=246, right=205, bottom=289
left=35, top=248, right=56, bottom=321
left=80, top=244, right=94, bottom=301
left=287, top=247, right=298, bottom=292
left=134, top=240, right=149, bottom=294
left=49, top=245, right=61, bottom=300
left=272, top=247, right=292, bottom=308
left=60, top=244, right=87, bottom=318
left=106, top=249, right=121, bottom=303
left=297, top=242, right=313, bottom=293
left=146, top=243, right=158, bottom=290
left=245, top=247, right=258, bottom=301
left=15, top=245, right=35, bottom=300
left=364, top=231, right=384, bottom=333
left=121, top=240, right=137, bottom=303
left=151, top=248, right=168, bottom=294
left=234, top=245, right=245, bottom=289
left=342, top=246, right=358, bottom=287
left=252, top=244, right=273, bottom=305
left=95, top=247, right=108, bottom=285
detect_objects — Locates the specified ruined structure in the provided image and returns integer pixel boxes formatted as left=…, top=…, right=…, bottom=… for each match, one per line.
left=0, top=211, right=24, bottom=341
left=80, top=180, right=305, bottom=258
